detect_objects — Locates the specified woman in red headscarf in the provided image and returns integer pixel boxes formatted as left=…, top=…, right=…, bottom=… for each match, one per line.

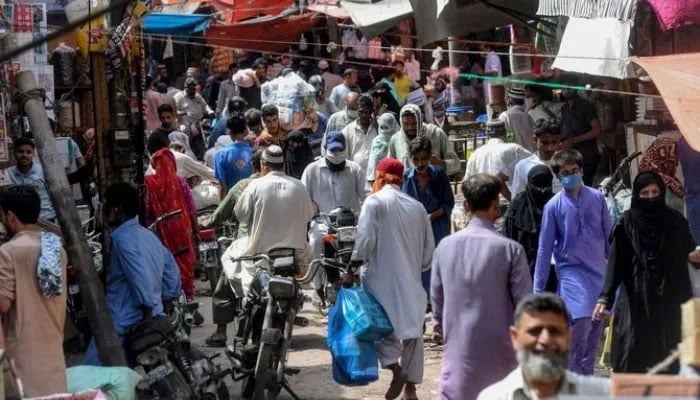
left=145, top=148, right=198, bottom=300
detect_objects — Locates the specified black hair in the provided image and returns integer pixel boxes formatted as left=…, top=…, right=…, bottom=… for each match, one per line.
left=104, top=183, right=139, bottom=219
left=227, top=115, right=248, bottom=135
left=0, top=185, right=40, bottom=224
left=253, top=58, right=267, bottom=69
left=261, top=104, right=279, bottom=118
left=510, top=97, right=525, bottom=106
left=146, top=76, right=153, bottom=88
left=227, top=97, right=247, bottom=114
left=514, top=293, right=570, bottom=327
left=461, top=173, right=502, bottom=212
left=157, top=103, right=174, bottom=115
left=409, top=136, right=432, bottom=156
left=155, top=82, right=168, bottom=94
left=147, top=132, right=170, bottom=155
left=551, top=149, right=584, bottom=175
left=534, top=119, right=562, bottom=137
left=238, top=59, right=251, bottom=69
left=252, top=148, right=264, bottom=172
left=245, top=109, right=262, bottom=127
left=228, top=63, right=237, bottom=71
left=357, top=94, right=374, bottom=110
left=14, top=136, right=35, bottom=150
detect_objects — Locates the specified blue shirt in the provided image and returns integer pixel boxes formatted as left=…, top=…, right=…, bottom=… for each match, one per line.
left=107, top=218, right=181, bottom=334
left=209, top=117, right=228, bottom=148
left=8, top=163, right=56, bottom=220
left=402, top=165, right=454, bottom=245
left=534, top=186, right=612, bottom=319
left=214, top=141, right=253, bottom=189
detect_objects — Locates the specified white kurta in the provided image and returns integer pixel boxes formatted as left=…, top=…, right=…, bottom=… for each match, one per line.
left=342, top=121, right=378, bottom=176
left=352, top=184, right=435, bottom=340
left=223, top=171, right=316, bottom=292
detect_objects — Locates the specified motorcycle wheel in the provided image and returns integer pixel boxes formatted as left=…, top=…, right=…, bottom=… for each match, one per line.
left=189, top=348, right=231, bottom=400
left=148, top=363, right=192, bottom=400
left=253, top=343, right=281, bottom=400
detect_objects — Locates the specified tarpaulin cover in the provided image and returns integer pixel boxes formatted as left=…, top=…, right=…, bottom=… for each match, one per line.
left=142, top=13, right=210, bottom=35
left=209, top=0, right=293, bottom=22
left=307, top=0, right=350, bottom=19
left=552, top=17, right=632, bottom=79
left=647, top=0, right=700, bottom=31
left=341, top=0, right=412, bottom=39
left=410, top=0, right=538, bottom=46
left=633, top=53, right=700, bottom=151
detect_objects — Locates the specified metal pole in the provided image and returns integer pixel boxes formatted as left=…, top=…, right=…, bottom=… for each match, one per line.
left=15, top=71, right=127, bottom=366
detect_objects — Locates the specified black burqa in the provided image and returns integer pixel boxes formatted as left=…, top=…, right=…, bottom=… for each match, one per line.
left=284, top=130, right=314, bottom=179
left=599, top=171, right=694, bottom=373
left=502, top=164, right=557, bottom=291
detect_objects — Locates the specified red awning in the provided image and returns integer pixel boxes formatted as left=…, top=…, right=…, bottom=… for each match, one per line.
left=209, top=0, right=294, bottom=22
left=632, top=53, right=700, bottom=151
left=206, top=11, right=320, bottom=53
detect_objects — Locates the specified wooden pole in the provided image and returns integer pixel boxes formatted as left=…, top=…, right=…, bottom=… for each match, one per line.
left=15, top=71, right=127, bottom=366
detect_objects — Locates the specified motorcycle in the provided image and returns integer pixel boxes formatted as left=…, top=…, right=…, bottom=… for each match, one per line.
left=317, top=207, right=357, bottom=313
left=599, top=151, right=642, bottom=222
left=197, top=206, right=224, bottom=293
left=127, top=296, right=230, bottom=400
left=225, top=249, right=325, bottom=400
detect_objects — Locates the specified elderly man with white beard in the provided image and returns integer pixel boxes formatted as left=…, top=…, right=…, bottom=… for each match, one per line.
left=478, top=293, right=609, bottom=400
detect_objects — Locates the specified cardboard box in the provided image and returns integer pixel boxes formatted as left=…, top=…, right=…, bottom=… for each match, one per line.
left=682, top=299, right=700, bottom=339
left=680, top=332, right=700, bottom=366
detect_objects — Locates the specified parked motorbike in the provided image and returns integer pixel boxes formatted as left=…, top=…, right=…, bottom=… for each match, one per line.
left=225, top=249, right=324, bottom=400
left=127, top=296, right=230, bottom=400
left=599, top=151, right=642, bottom=222
left=317, top=207, right=357, bottom=313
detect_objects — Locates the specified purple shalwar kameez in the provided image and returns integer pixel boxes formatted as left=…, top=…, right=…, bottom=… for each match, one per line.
left=431, top=217, right=532, bottom=400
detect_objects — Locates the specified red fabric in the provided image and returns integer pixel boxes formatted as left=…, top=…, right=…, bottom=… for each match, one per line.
left=376, top=158, right=404, bottom=177
left=638, top=137, right=685, bottom=197
left=145, top=149, right=196, bottom=299
left=647, top=0, right=700, bottom=31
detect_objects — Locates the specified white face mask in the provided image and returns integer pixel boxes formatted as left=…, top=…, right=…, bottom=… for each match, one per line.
left=326, top=152, right=347, bottom=165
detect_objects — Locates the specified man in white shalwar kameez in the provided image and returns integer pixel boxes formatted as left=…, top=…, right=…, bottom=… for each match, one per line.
left=351, top=158, right=435, bottom=400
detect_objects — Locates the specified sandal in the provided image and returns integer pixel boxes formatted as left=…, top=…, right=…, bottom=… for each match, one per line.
left=205, top=333, right=227, bottom=347
left=385, top=372, right=408, bottom=400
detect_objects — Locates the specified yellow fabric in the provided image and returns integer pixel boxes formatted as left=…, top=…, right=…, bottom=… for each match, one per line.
left=393, top=74, right=413, bottom=103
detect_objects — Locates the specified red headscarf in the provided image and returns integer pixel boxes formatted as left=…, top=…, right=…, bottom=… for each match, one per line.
left=372, top=158, right=405, bottom=193
left=145, top=149, right=195, bottom=297
left=639, top=137, right=685, bottom=197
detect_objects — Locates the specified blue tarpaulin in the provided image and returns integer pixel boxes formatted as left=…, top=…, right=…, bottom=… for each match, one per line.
left=142, top=13, right=211, bottom=35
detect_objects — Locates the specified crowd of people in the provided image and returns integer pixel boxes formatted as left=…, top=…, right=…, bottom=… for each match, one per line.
left=2, top=49, right=700, bottom=400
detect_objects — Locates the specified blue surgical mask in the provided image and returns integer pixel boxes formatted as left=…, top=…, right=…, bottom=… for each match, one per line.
left=560, top=172, right=583, bottom=191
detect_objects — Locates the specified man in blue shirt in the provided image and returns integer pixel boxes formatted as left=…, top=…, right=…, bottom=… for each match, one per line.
left=214, top=114, right=253, bottom=198
left=209, top=96, right=248, bottom=148
left=534, top=149, right=612, bottom=376
left=83, top=183, right=180, bottom=365
left=8, top=136, right=56, bottom=222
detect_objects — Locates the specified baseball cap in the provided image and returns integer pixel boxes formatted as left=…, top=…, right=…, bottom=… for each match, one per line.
left=326, top=131, right=346, bottom=152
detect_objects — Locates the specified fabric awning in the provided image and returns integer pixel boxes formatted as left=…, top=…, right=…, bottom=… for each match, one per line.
left=633, top=53, right=700, bottom=151
left=142, top=13, right=211, bottom=35
left=552, top=17, right=632, bottom=79
left=409, top=0, right=538, bottom=46
left=306, top=1, right=350, bottom=19
left=340, top=0, right=412, bottom=39
left=536, top=0, right=637, bottom=20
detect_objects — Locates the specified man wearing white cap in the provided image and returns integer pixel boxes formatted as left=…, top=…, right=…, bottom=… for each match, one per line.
left=499, top=88, right=536, bottom=152
left=318, top=59, right=343, bottom=100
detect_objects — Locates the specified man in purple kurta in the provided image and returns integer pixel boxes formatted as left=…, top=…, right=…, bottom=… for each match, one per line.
left=431, top=174, right=532, bottom=400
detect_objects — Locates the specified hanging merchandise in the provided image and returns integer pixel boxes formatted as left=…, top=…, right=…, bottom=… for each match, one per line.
left=65, top=0, right=108, bottom=59
left=431, top=46, right=443, bottom=71
left=298, top=34, right=308, bottom=51
left=163, top=35, right=174, bottom=59
left=51, top=43, right=77, bottom=87
left=391, top=45, right=405, bottom=63
left=56, top=100, right=81, bottom=132
left=366, top=37, right=383, bottom=60
left=355, top=36, right=368, bottom=59
left=509, top=24, right=532, bottom=75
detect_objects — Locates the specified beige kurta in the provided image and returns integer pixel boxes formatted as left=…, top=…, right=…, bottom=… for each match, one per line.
left=0, top=230, right=67, bottom=398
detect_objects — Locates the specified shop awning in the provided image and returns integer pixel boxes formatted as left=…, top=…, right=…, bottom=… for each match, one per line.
left=536, top=0, right=637, bottom=20
left=552, top=17, right=632, bottom=79
left=307, top=0, right=350, bottom=19
left=633, top=53, right=700, bottom=151
left=340, top=0, right=412, bottom=39
left=409, top=0, right=539, bottom=46
left=142, top=13, right=211, bottom=35
left=647, top=0, right=700, bottom=31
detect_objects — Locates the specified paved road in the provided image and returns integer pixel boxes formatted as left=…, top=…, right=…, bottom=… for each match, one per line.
left=191, top=281, right=445, bottom=400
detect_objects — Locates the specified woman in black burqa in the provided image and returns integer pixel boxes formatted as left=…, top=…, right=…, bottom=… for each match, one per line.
left=594, top=171, right=700, bottom=373
left=502, top=164, right=557, bottom=291
left=284, top=129, right=315, bottom=179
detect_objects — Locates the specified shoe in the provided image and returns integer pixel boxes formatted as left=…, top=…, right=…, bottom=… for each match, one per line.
left=193, top=310, right=205, bottom=326
left=205, top=333, right=227, bottom=347
left=385, top=372, right=408, bottom=400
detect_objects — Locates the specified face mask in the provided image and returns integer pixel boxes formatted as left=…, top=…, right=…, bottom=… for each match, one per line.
left=326, top=152, right=347, bottom=165
left=560, top=172, right=583, bottom=191
left=633, top=196, right=665, bottom=215
left=346, top=109, right=358, bottom=121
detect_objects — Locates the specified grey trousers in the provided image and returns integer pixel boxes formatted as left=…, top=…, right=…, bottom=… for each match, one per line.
left=377, top=334, right=424, bottom=384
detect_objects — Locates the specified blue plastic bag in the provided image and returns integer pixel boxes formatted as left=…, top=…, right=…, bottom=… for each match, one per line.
left=327, top=290, right=379, bottom=386
left=340, top=286, right=393, bottom=341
